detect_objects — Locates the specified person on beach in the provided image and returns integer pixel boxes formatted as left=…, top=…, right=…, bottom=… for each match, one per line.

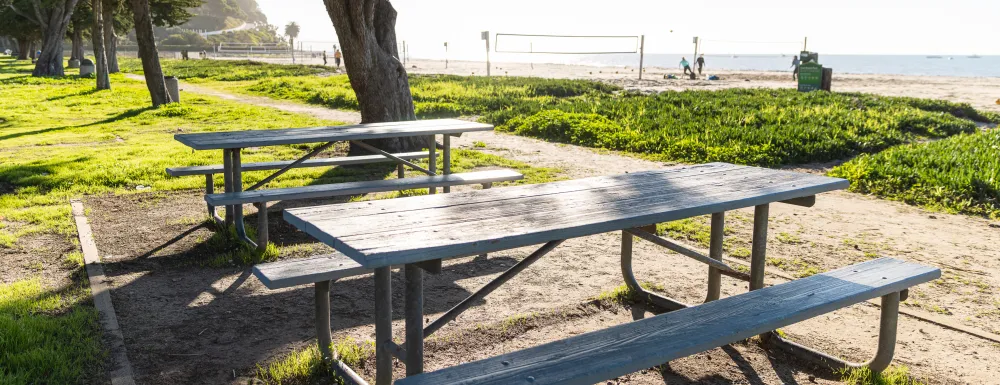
left=791, top=55, right=800, bottom=80
left=322, top=51, right=328, bottom=66
left=334, top=49, right=342, bottom=68
left=696, top=54, right=705, bottom=75
left=680, top=57, right=693, bottom=75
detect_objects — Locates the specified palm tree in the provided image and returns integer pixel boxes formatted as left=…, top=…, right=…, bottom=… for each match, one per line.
left=285, top=21, right=300, bottom=63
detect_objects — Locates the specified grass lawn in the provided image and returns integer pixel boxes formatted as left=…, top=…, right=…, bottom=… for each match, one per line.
left=831, top=129, right=1000, bottom=219
left=0, top=56, right=558, bottom=384
left=123, top=59, right=1000, bottom=220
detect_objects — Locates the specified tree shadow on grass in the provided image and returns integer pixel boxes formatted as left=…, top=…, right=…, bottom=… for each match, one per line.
left=0, top=106, right=155, bottom=142
left=46, top=87, right=102, bottom=101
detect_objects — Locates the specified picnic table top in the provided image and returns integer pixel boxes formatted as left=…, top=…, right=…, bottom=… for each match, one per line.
left=284, top=163, right=850, bottom=269
left=174, top=119, right=493, bottom=150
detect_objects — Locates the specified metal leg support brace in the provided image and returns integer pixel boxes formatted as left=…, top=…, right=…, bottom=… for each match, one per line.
left=621, top=230, right=688, bottom=311
left=315, top=280, right=369, bottom=385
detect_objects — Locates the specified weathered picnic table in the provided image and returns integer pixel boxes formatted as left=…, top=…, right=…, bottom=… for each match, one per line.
left=168, top=119, right=522, bottom=251
left=255, top=162, right=939, bottom=385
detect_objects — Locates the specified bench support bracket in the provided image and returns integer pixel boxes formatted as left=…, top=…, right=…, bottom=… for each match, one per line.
left=763, top=291, right=901, bottom=373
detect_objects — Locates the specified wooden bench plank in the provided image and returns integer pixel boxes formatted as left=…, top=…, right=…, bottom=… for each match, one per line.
left=165, top=152, right=430, bottom=177
left=175, top=119, right=493, bottom=150
left=206, top=169, right=524, bottom=206
left=253, top=253, right=368, bottom=290
left=397, top=258, right=940, bottom=385
left=283, top=163, right=849, bottom=268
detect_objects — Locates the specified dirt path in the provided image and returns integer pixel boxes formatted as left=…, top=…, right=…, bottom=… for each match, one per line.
left=107, top=75, right=1000, bottom=383
left=123, top=73, right=363, bottom=124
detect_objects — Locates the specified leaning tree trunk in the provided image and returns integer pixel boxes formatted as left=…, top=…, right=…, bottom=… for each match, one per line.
left=128, top=0, right=171, bottom=106
left=92, top=0, right=110, bottom=89
left=16, top=39, right=31, bottom=60
left=32, top=0, right=81, bottom=76
left=103, top=0, right=119, bottom=73
left=324, top=0, right=422, bottom=154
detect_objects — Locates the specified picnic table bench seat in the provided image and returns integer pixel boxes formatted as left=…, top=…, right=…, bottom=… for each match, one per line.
left=396, top=257, right=940, bottom=385
left=223, top=169, right=523, bottom=250
left=254, top=253, right=368, bottom=290
left=165, top=151, right=430, bottom=177
left=205, top=169, right=523, bottom=206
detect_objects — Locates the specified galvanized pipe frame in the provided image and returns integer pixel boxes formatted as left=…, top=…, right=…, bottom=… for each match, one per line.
left=745, top=202, right=903, bottom=374
left=350, top=140, right=436, bottom=176
left=229, top=149, right=257, bottom=248
left=314, top=280, right=371, bottom=385
left=763, top=291, right=903, bottom=373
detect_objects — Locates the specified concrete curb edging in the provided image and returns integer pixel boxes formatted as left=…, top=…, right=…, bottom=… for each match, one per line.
left=71, top=200, right=137, bottom=385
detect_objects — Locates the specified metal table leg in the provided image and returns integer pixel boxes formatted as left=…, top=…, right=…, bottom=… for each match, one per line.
left=374, top=266, right=393, bottom=385
left=705, top=212, right=725, bottom=302
left=205, top=174, right=225, bottom=227
left=405, top=264, right=424, bottom=376
left=442, top=135, right=451, bottom=193
left=621, top=230, right=688, bottom=311
left=222, top=149, right=234, bottom=226
left=230, top=148, right=256, bottom=247
left=427, top=135, right=437, bottom=195
left=315, top=280, right=369, bottom=385
left=749, top=204, right=769, bottom=291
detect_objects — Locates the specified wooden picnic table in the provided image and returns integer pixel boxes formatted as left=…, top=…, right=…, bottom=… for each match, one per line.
left=281, top=162, right=851, bottom=384
left=171, top=119, right=496, bottom=250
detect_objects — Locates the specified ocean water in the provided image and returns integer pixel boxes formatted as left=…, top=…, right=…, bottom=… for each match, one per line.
left=485, top=53, right=1000, bottom=78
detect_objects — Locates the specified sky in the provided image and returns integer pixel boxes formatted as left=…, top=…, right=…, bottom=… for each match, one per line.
left=258, top=0, right=1000, bottom=58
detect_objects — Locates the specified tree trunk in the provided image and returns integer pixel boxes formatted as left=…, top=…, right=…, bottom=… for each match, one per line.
left=70, top=27, right=84, bottom=61
left=103, top=0, right=119, bottom=73
left=128, top=0, right=171, bottom=106
left=323, top=0, right=422, bottom=154
left=92, top=0, right=110, bottom=89
left=32, top=0, right=81, bottom=76
left=16, top=39, right=30, bottom=60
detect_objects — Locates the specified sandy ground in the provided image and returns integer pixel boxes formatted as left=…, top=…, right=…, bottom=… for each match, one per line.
left=93, top=67, right=1000, bottom=384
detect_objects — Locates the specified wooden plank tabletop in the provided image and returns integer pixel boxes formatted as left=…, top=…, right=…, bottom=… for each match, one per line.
left=284, top=163, right=850, bottom=268
left=174, top=119, right=493, bottom=150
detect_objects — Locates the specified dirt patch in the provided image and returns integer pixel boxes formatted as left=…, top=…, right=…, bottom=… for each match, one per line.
left=0, top=231, right=78, bottom=287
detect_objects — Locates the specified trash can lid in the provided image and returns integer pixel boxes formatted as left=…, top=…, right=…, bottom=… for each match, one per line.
left=80, top=58, right=94, bottom=66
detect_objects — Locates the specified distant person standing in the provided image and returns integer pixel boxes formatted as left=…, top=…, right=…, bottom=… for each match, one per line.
left=791, top=55, right=801, bottom=80
left=680, top=57, right=693, bottom=76
left=334, top=49, right=342, bottom=68
left=696, top=54, right=706, bottom=75
left=322, top=51, right=328, bottom=65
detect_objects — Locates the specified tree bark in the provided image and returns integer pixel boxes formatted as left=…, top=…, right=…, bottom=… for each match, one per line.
left=70, top=26, right=83, bottom=61
left=92, top=0, right=110, bottom=89
left=323, top=0, right=422, bottom=154
left=103, top=0, right=119, bottom=73
left=16, top=39, right=30, bottom=60
left=128, top=0, right=171, bottom=106
left=30, top=0, right=82, bottom=76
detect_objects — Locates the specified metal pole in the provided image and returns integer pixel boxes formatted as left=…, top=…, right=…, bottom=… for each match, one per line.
left=222, top=149, right=234, bottom=226
left=749, top=204, right=769, bottom=291
left=404, top=264, right=423, bottom=376
left=803, top=37, right=808, bottom=51
left=705, top=212, right=724, bottom=302
left=638, top=35, right=644, bottom=80
left=427, top=135, right=437, bottom=194
left=256, top=203, right=268, bottom=253
left=374, top=267, right=392, bottom=385
left=442, top=135, right=451, bottom=193
left=484, top=31, right=491, bottom=76
left=316, top=281, right=333, bottom=361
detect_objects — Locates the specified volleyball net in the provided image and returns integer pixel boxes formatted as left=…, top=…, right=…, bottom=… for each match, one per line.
left=494, top=33, right=640, bottom=54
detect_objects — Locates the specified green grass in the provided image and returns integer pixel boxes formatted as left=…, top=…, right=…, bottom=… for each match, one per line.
left=830, top=129, right=1000, bottom=219
left=253, top=338, right=373, bottom=385
left=839, top=366, right=926, bottom=385
left=0, top=278, right=103, bottom=384
left=118, top=58, right=328, bottom=82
